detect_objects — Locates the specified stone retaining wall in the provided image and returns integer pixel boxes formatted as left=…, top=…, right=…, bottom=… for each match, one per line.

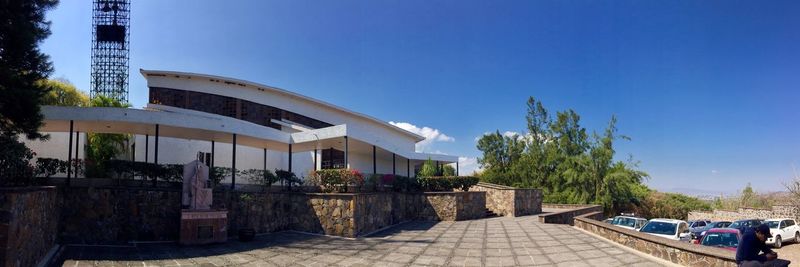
left=60, top=186, right=182, bottom=244
left=689, top=205, right=799, bottom=222
left=539, top=204, right=603, bottom=225
left=574, top=212, right=737, bottom=267
left=469, top=183, right=542, bottom=217
left=0, top=187, right=59, bottom=267
left=56, top=185, right=491, bottom=242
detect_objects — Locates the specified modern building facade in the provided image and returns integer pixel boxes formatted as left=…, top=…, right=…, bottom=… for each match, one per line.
left=28, top=69, right=459, bottom=185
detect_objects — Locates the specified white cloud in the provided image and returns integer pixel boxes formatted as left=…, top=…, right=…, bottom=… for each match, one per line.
left=711, top=170, right=719, bottom=175
left=389, top=121, right=454, bottom=152
left=457, top=156, right=482, bottom=176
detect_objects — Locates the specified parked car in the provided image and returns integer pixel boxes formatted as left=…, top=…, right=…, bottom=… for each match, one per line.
left=611, top=216, right=648, bottom=231
left=728, top=219, right=763, bottom=232
left=698, top=228, right=741, bottom=251
left=639, top=219, right=692, bottom=241
left=764, top=218, right=800, bottom=248
left=691, top=221, right=732, bottom=241
left=688, top=220, right=712, bottom=230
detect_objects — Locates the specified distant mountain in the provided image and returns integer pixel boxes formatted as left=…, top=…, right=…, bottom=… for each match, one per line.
left=665, top=187, right=733, bottom=199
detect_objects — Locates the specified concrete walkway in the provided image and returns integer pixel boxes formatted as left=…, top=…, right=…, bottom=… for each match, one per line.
left=57, top=216, right=665, bottom=266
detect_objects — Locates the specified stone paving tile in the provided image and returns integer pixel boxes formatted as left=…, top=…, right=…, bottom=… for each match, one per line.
left=55, top=216, right=666, bottom=267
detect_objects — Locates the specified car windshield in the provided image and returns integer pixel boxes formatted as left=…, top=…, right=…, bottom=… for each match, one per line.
left=640, top=221, right=677, bottom=236
left=702, top=232, right=739, bottom=248
left=729, top=221, right=744, bottom=228
left=766, top=221, right=780, bottom=229
left=612, top=217, right=637, bottom=227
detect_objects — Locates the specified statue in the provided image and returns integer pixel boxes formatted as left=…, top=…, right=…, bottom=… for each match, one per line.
left=182, top=152, right=212, bottom=210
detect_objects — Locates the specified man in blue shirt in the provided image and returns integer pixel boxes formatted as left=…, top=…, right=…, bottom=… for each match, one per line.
left=736, top=224, right=790, bottom=267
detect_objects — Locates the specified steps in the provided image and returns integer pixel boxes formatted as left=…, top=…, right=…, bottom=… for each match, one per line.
left=485, top=208, right=499, bottom=218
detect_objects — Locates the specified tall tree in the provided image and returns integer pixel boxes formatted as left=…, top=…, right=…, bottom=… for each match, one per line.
left=40, top=79, right=90, bottom=107
left=0, top=0, right=59, bottom=140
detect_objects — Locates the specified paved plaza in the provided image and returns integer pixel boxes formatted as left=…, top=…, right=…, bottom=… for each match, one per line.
left=57, top=216, right=666, bottom=267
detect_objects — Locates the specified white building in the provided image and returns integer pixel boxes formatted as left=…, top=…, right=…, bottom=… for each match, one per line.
left=28, top=69, right=460, bottom=185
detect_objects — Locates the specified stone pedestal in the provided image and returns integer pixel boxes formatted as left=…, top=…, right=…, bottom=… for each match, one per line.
left=179, top=209, right=227, bottom=245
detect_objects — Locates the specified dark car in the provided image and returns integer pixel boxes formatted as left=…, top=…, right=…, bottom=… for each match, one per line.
left=728, top=219, right=763, bottom=232
left=691, top=221, right=732, bottom=241
left=698, top=228, right=741, bottom=251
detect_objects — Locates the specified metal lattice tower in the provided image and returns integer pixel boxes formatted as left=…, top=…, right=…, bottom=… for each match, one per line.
left=91, top=0, right=130, bottom=103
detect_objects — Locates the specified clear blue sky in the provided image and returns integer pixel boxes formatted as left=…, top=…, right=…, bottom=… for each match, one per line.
left=41, top=0, right=800, bottom=195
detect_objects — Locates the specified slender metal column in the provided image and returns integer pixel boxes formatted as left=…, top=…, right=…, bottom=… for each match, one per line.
left=145, top=134, right=149, bottom=163
left=372, top=145, right=376, bottom=174
left=154, top=125, right=159, bottom=164
left=407, top=159, right=410, bottom=177
left=392, top=153, right=396, bottom=175
left=314, top=149, right=318, bottom=171
left=153, top=124, right=160, bottom=187
left=344, top=136, right=348, bottom=169
left=74, top=131, right=80, bottom=163
left=67, top=120, right=73, bottom=185
left=288, top=144, right=293, bottom=173
left=456, top=162, right=459, bottom=176
left=231, top=134, right=237, bottom=190
left=210, top=140, right=215, bottom=169
left=264, top=148, right=267, bottom=172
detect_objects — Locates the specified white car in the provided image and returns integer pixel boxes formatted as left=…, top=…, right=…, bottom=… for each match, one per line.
left=611, top=216, right=648, bottom=231
left=765, top=218, right=800, bottom=248
left=639, top=218, right=692, bottom=241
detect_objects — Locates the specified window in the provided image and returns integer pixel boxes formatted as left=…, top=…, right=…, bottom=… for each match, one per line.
left=787, top=220, right=796, bottom=227
left=149, top=87, right=332, bottom=131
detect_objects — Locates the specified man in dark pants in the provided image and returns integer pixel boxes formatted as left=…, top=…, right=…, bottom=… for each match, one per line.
left=736, top=224, right=791, bottom=267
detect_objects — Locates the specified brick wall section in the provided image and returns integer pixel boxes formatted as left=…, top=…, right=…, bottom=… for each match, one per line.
left=0, top=187, right=59, bottom=267
left=538, top=204, right=603, bottom=225
left=469, top=183, right=542, bottom=217
left=688, top=205, right=799, bottom=222
left=574, top=212, right=737, bottom=267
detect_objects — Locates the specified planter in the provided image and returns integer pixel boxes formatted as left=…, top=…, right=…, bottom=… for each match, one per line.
left=238, top=228, right=255, bottom=242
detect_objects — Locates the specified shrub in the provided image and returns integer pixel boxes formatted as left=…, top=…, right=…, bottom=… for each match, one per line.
left=381, top=174, right=396, bottom=186
left=276, top=169, right=301, bottom=190
left=417, top=176, right=479, bottom=192
left=418, top=158, right=440, bottom=177
left=0, top=134, right=35, bottom=186
left=35, top=158, right=66, bottom=178
left=391, top=175, right=420, bottom=192
left=242, top=169, right=278, bottom=191
left=308, top=169, right=365, bottom=193
left=365, top=173, right=381, bottom=191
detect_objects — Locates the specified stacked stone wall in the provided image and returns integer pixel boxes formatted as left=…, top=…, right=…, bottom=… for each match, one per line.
left=469, top=183, right=542, bottom=217
left=688, top=205, right=799, bottom=222
left=539, top=204, right=603, bottom=225
left=0, top=187, right=59, bottom=267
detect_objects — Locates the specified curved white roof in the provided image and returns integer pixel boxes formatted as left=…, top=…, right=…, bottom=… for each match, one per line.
left=139, top=69, right=426, bottom=142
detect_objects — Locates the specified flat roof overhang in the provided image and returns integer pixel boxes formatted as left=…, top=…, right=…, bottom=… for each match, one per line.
left=290, top=125, right=458, bottom=163
left=40, top=106, right=459, bottom=164
left=40, top=106, right=291, bottom=151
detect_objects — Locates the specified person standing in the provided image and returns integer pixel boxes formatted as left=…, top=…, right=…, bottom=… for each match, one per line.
left=736, top=224, right=791, bottom=267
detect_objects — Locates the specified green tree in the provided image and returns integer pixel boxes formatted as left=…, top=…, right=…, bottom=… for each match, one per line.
left=477, top=96, right=660, bottom=215
left=85, top=95, right=132, bottom=178
left=418, top=158, right=439, bottom=177
left=40, top=79, right=90, bottom=107
left=442, top=165, right=456, bottom=176
left=0, top=0, right=59, bottom=140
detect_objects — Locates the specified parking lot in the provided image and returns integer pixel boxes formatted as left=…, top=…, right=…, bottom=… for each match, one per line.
left=57, top=216, right=666, bottom=266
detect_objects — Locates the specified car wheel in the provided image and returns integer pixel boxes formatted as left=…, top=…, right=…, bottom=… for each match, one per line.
left=795, top=232, right=799, bottom=243
left=775, top=236, right=782, bottom=248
